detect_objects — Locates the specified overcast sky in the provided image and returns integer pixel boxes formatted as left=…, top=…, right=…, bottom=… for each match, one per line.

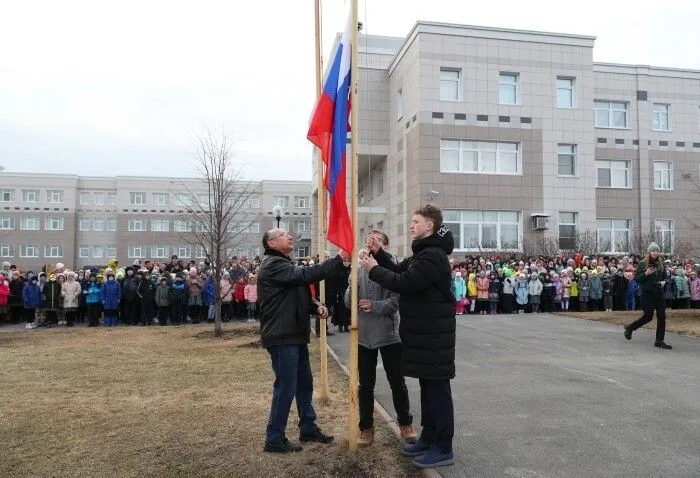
left=1, top=0, right=698, bottom=181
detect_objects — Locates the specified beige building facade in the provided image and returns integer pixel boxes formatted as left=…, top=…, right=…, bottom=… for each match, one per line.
left=313, top=22, right=700, bottom=259
left=0, top=173, right=312, bottom=271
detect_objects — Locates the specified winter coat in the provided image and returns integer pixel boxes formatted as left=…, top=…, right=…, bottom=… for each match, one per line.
left=635, top=259, right=666, bottom=296
left=155, top=283, right=171, bottom=307
left=344, top=264, right=400, bottom=350
left=84, top=281, right=102, bottom=305
left=244, top=283, right=258, bottom=302
left=561, top=277, right=572, bottom=299
left=675, top=271, right=690, bottom=299
left=488, top=277, right=501, bottom=300
left=101, top=280, right=122, bottom=310
left=0, top=280, right=9, bottom=306
left=42, top=281, right=62, bottom=310
left=452, top=276, right=466, bottom=300
left=233, top=282, right=246, bottom=302
left=467, top=277, right=478, bottom=298
left=187, top=275, right=203, bottom=297
left=368, top=226, right=455, bottom=380
left=554, top=279, right=563, bottom=301
left=220, top=279, right=233, bottom=302
left=169, top=280, right=188, bottom=305
left=588, top=276, right=603, bottom=301
left=258, top=249, right=341, bottom=347
left=138, top=279, right=156, bottom=305
left=528, top=278, right=543, bottom=297
left=625, top=280, right=639, bottom=301
left=541, top=277, right=555, bottom=298
left=122, top=276, right=139, bottom=301
left=9, top=278, right=25, bottom=306
left=578, top=279, right=590, bottom=302
left=664, top=272, right=677, bottom=300
left=61, top=280, right=82, bottom=309
left=203, top=279, right=215, bottom=306
left=515, top=279, right=529, bottom=305
left=22, top=282, right=42, bottom=308
left=476, top=277, right=490, bottom=300
left=570, top=279, right=579, bottom=298
left=502, top=277, right=515, bottom=295
left=689, top=277, right=700, bottom=301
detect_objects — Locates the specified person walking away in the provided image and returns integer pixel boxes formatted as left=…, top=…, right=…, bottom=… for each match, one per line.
left=362, top=205, right=456, bottom=469
left=624, top=243, right=672, bottom=349
left=61, top=271, right=82, bottom=326
left=258, top=228, right=348, bottom=453
left=529, top=273, right=543, bottom=313
left=101, top=272, right=121, bottom=327
left=84, top=275, right=102, bottom=326
left=22, top=276, right=42, bottom=329
left=244, top=275, right=258, bottom=323
left=346, top=236, right=417, bottom=446
left=674, top=269, right=690, bottom=309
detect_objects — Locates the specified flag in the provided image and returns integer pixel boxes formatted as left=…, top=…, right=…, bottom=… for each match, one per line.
left=307, top=11, right=354, bottom=253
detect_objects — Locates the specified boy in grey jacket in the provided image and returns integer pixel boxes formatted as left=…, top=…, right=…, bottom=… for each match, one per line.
left=345, top=231, right=417, bottom=446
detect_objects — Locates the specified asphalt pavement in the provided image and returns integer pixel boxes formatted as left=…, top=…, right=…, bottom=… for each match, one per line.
left=322, top=313, right=700, bottom=478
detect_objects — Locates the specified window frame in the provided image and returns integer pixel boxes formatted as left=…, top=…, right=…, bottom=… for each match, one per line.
left=652, top=103, right=670, bottom=132
left=0, top=190, right=13, bottom=202
left=129, top=192, right=146, bottom=206
left=20, top=244, right=40, bottom=258
left=45, top=217, right=65, bottom=231
left=0, top=217, right=13, bottom=230
left=80, top=192, right=91, bottom=205
left=557, top=143, right=578, bottom=177
left=79, top=246, right=90, bottom=259
left=107, top=219, right=117, bottom=231
left=556, top=76, right=576, bottom=108
left=653, top=161, right=673, bottom=190
left=106, top=246, right=117, bottom=258
left=654, top=219, right=675, bottom=253
left=23, top=189, right=39, bottom=203
left=596, top=219, right=632, bottom=254
left=128, top=219, right=147, bottom=232
left=92, top=245, right=104, bottom=259
left=47, top=190, right=63, bottom=204
left=397, top=88, right=403, bottom=120
left=440, top=139, right=522, bottom=175
left=596, top=160, right=632, bottom=189
left=273, top=195, right=290, bottom=208
left=93, top=219, right=104, bottom=232
left=44, top=245, right=63, bottom=258
left=443, top=210, right=522, bottom=252
left=20, top=217, right=40, bottom=231
left=151, top=219, right=170, bottom=232
left=128, top=245, right=145, bottom=259
left=439, top=68, right=462, bottom=101
left=498, top=72, right=520, bottom=105
left=594, top=100, right=629, bottom=129
left=152, top=193, right=169, bottom=206
left=0, top=245, right=12, bottom=257
left=558, top=212, right=579, bottom=250
left=79, top=219, right=91, bottom=231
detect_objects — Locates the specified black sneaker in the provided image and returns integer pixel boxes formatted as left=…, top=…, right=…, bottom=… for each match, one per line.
left=300, top=428, right=334, bottom=443
left=654, top=341, right=672, bottom=350
left=264, top=438, right=303, bottom=453
left=624, top=327, right=632, bottom=340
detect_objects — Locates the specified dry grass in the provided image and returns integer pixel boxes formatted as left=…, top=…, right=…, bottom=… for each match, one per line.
left=557, top=309, right=700, bottom=337
left=0, top=324, right=420, bottom=478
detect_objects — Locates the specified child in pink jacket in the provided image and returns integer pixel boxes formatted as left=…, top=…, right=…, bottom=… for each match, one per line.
left=244, top=275, right=258, bottom=323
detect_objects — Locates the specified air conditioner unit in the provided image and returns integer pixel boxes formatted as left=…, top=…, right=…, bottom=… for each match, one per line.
left=532, top=216, right=550, bottom=230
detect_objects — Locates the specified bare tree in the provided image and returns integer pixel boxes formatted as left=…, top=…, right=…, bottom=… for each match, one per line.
left=680, top=170, right=700, bottom=259
left=172, top=128, right=259, bottom=337
left=574, top=230, right=599, bottom=255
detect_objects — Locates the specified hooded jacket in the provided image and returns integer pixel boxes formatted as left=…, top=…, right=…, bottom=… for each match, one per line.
left=22, top=281, right=42, bottom=308
left=61, top=279, right=82, bottom=309
left=675, top=270, right=690, bottom=299
left=84, top=280, right=102, bottom=305
left=689, top=275, right=700, bottom=301
left=258, top=249, right=341, bottom=347
left=368, top=226, right=455, bottom=380
left=43, top=280, right=62, bottom=309
left=101, top=279, right=122, bottom=310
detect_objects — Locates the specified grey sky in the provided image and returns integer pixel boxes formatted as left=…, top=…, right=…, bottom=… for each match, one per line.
left=1, top=0, right=698, bottom=181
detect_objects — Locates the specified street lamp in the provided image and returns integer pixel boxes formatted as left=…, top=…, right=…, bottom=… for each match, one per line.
left=272, top=205, right=283, bottom=228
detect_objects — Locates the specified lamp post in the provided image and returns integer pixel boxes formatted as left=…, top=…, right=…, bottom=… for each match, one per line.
left=272, top=205, right=283, bottom=228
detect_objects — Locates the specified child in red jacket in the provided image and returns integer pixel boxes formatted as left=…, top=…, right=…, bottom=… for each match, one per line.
left=233, top=277, right=246, bottom=320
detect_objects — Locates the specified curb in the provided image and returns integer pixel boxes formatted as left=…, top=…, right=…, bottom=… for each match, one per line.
left=317, top=333, right=442, bottom=478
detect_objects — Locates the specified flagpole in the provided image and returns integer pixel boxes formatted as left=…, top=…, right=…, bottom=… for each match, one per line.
left=348, top=0, right=360, bottom=452
left=314, top=0, right=330, bottom=403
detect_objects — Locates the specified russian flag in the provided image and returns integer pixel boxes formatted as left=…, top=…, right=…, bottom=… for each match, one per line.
left=307, top=11, right=354, bottom=254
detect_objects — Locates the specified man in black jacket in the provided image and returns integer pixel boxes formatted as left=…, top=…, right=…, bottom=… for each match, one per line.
left=361, top=204, right=456, bottom=469
left=258, top=228, right=349, bottom=453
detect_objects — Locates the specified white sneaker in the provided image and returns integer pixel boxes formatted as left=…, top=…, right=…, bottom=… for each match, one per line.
left=246, top=318, right=255, bottom=323
left=25, top=323, right=32, bottom=330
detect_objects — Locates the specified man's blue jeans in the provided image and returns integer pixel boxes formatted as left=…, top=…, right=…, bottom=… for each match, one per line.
left=265, top=344, right=317, bottom=443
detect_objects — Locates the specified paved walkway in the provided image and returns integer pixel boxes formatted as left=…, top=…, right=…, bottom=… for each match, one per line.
left=323, top=313, right=700, bottom=477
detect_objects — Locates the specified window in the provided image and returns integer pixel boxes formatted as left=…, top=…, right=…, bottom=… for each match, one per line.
left=106, top=246, right=116, bottom=258
left=443, top=210, right=521, bottom=251
left=655, top=220, right=674, bottom=253
left=278, top=219, right=289, bottom=232
left=440, top=68, right=461, bottom=101
left=174, top=193, right=192, bottom=207
left=652, top=104, right=670, bottom=131
left=151, top=245, right=168, bottom=258
left=557, top=144, right=577, bottom=176
left=45, top=218, right=65, bottom=231
left=128, top=245, right=145, bottom=259
left=151, top=219, right=169, bottom=232
left=358, top=183, right=365, bottom=205
left=251, top=247, right=260, bottom=258
left=79, top=219, right=91, bottom=231
left=597, top=219, right=631, bottom=253
left=596, top=160, right=631, bottom=188
left=107, top=219, right=117, bottom=231
left=20, top=217, right=39, bottom=230
left=296, top=220, right=310, bottom=232
left=0, top=190, right=13, bottom=202
left=653, top=161, right=673, bottom=190
left=20, top=244, right=39, bottom=258
left=79, top=246, right=90, bottom=258
left=92, top=245, right=104, bottom=259
left=0, top=217, right=13, bottom=230
left=296, top=247, right=310, bottom=258
left=47, top=190, right=63, bottom=203
left=556, top=77, right=576, bottom=108
left=594, top=101, right=628, bottom=128
left=23, top=189, right=39, bottom=203
left=152, top=193, right=169, bottom=206
left=173, top=220, right=191, bottom=232
left=94, top=193, right=105, bottom=205
left=397, top=88, right=403, bottom=120
left=375, top=168, right=384, bottom=196
left=247, top=195, right=261, bottom=208
left=107, top=193, right=117, bottom=205
left=128, top=219, right=146, bottom=231
left=440, top=140, right=521, bottom=175
left=246, top=222, right=260, bottom=234
left=558, top=212, right=579, bottom=250
left=294, top=196, right=310, bottom=208
left=176, top=245, right=192, bottom=258
left=196, top=193, right=210, bottom=208
left=195, top=245, right=206, bottom=259
left=93, top=219, right=104, bottom=232
left=44, top=245, right=63, bottom=258
left=273, top=195, right=290, bottom=208
left=80, top=192, right=91, bottom=205
left=499, top=73, right=520, bottom=105
left=0, top=245, right=12, bottom=257
left=129, top=192, right=146, bottom=205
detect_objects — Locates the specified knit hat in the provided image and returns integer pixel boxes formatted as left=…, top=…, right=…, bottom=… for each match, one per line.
left=647, top=242, right=660, bottom=253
